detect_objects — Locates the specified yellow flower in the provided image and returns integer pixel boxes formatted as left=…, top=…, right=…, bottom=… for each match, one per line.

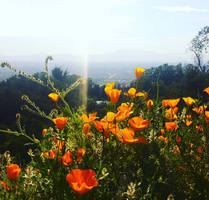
left=183, top=97, right=196, bottom=106
left=134, top=67, right=145, bottom=79
left=48, top=93, right=59, bottom=103
left=104, top=82, right=115, bottom=97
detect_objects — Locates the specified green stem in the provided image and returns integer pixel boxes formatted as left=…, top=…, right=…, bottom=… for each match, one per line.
left=0, top=129, right=39, bottom=146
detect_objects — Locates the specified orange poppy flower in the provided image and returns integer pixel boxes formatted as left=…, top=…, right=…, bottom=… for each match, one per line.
left=196, top=125, right=203, bottom=132
left=43, top=149, right=57, bottom=159
left=147, top=99, right=153, bottom=110
left=62, top=151, right=73, bottom=166
left=115, top=103, right=133, bottom=121
left=183, top=97, right=196, bottom=106
left=6, top=164, right=21, bottom=181
left=136, top=92, right=148, bottom=99
left=82, top=123, right=90, bottom=134
left=124, top=88, right=147, bottom=99
left=162, top=99, right=180, bottom=108
left=76, top=148, right=86, bottom=162
left=186, top=115, right=192, bottom=120
left=195, top=155, right=201, bottom=161
left=103, top=112, right=116, bottom=123
left=197, top=146, right=202, bottom=153
left=124, top=88, right=137, bottom=98
left=161, top=129, right=165, bottom=135
left=66, top=169, right=98, bottom=194
left=53, top=137, right=65, bottom=152
left=165, top=107, right=178, bottom=120
left=117, top=128, right=147, bottom=144
left=193, top=105, right=207, bottom=114
left=162, top=99, right=169, bottom=107
left=109, top=89, right=122, bottom=104
left=81, top=113, right=97, bottom=123
left=108, top=123, right=120, bottom=136
left=177, top=166, right=186, bottom=171
left=48, top=93, right=59, bottom=103
left=0, top=181, right=10, bottom=191
left=205, top=111, right=209, bottom=122
left=134, top=67, right=145, bottom=79
left=184, top=120, right=192, bottom=126
left=165, top=122, right=178, bottom=131
left=42, top=128, right=47, bottom=136
left=204, top=86, right=209, bottom=95
left=176, top=136, right=181, bottom=143
left=158, top=136, right=168, bottom=144
left=128, top=117, right=150, bottom=131
left=104, top=82, right=115, bottom=96
left=93, top=120, right=110, bottom=137
left=53, top=117, right=68, bottom=130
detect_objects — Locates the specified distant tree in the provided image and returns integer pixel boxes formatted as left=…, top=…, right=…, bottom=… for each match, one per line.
left=190, top=26, right=209, bottom=72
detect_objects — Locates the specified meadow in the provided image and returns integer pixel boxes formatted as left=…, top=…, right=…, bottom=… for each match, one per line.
left=0, top=57, right=209, bottom=199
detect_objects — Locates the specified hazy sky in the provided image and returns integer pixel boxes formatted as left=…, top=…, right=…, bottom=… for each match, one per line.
left=1, top=0, right=209, bottom=62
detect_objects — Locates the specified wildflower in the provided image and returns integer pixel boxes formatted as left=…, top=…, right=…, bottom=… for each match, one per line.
left=53, top=137, right=64, bottom=152
left=205, top=111, right=209, bottom=122
left=174, top=145, right=180, bottom=153
left=193, top=105, right=207, bottom=114
left=48, top=93, right=59, bottom=103
left=204, top=86, right=209, bottom=95
left=176, top=136, right=181, bottom=143
left=115, top=103, right=133, bottom=121
left=6, top=164, right=21, bottom=181
left=93, top=120, right=110, bottom=137
left=147, top=99, right=153, bottom=110
left=117, top=128, right=147, bottom=144
left=104, top=82, right=115, bottom=96
left=128, top=117, right=150, bottom=131
left=136, top=92, right=148, bottom=99
left=124, top=88, right=137, bottom=98
left=177, top=166, right=186, bottom=171
left=161, top=129, right=165, bottom=135
left=158, top=136, right=168, bottom=144
left=183, top=97, right=196, bottom=106
left=81, top=113, right=97, bottom=123
left=109, top=89, right=122, bottom=104
left=52, top=117, right=68, bottom=130
left=165, top=107, right=178, bottom=120
left=186, top=115, right=192, bottom=120
left=103, top=112, right=116, bottom=123
left=124, top=88, right=147, bottom=99
left=42, top=149, right=56, bottom=159
left=0, top=181, right=10, bottom=190
left=66, top=169, right=98, bottom=194
left=165, top=122, right=178, bottom=131
left=82, top=123, right=90, bottom=134
left=134, top=67, right=145, bottom=79
left=109, top=123, right=120, bottom=136
left=197, top=146, right=202, bottom=153
left=185, top=120, right=192, bottom=126
left=42, top=128, right=47, bottom=136
left=196, top=125, right=203, bottom=132
left=76, top=148, right=86, bottom=162
left=162, top=99, right=180, bottom=108
left=62, top=151, right=73, bottom=166
left=195, top=155, right=201, bottom=161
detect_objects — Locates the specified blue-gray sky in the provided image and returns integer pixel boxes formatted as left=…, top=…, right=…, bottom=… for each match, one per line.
left=1, top=0, right=209, bottom=62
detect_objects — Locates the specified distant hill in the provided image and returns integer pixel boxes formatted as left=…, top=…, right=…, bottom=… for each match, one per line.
left=0, top=51, right=184, bottom=85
